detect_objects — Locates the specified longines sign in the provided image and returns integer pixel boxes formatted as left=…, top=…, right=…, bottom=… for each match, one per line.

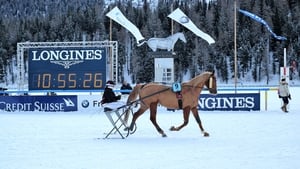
left=29, top=47, right=106, bottom=69
left=28, top=47, right=107, bottom=90
left=199, top=93, right=260, bottom=111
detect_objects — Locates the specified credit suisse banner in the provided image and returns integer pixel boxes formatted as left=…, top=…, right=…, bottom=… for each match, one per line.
left=0, top=96, right=77, bottom=112
left=199, top=93, right=260, bottom=111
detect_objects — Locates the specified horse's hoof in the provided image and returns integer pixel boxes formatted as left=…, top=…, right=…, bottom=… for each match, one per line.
left=129, top=123, right=135, bottom=131
left=203, top=132, right=209, bottom=137
left=169, top=126, right=176, bottom=131
left=162, top=133, right=167, bottom=137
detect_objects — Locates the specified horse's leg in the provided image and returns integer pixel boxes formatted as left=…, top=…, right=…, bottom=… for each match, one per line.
left=170, top=107, right=190, bottom=131
left=191, top=107, right=209, bottom=137
left=150, top=46, right=156, bottom=52
left=169, top=44, right=175, bottom=52
left=149, top=102, right=167, bottom=137
left=129, top=107, right=147, bottom=131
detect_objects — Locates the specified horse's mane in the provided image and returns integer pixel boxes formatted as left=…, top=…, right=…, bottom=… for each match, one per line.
left=149, top=32, right=183, bottom=40
left=186, top=71, right=212, bottom=88
left=167, top=32, right=182, bottom=38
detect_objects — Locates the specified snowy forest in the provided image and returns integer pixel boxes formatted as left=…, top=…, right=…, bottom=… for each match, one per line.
left=0, top=0, right=299, bottom=86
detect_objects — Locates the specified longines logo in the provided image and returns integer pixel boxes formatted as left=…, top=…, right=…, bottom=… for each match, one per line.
left=198, top=93, right=260, bottom=111
left=30, top=49, right=105, bottom=69
left=199, top=97, right=255, bottom=109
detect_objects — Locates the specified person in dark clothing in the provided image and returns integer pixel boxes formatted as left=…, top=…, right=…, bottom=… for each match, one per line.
left=101, top=80, right=121, bottom=104
left=0, top=87, right=8, bottom=96
left=120, top=81, right=132, bottom=94
left=101, top=81, right=129, bottom=125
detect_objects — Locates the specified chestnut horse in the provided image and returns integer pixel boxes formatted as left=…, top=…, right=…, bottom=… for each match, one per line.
left=125, top=71, right=217, bottom=137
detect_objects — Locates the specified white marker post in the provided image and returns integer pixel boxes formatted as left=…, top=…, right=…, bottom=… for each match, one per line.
left=280, top=48, right=289, bottom=83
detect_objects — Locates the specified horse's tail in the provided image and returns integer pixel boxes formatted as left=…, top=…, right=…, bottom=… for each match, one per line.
left=123, top=84, right=143, bottom=125
left=136, top=39, right=147, bottom=47
left=126, top=84, right=143, bottom=105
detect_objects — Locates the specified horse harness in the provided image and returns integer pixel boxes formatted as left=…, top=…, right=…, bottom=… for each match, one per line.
left=172, top=75, right=215, bottom=109
left=132, top=83, right=182, bottom=109
left=135, top=75, right=214, bottom=109
left=172, top=82, right=183, bottom=109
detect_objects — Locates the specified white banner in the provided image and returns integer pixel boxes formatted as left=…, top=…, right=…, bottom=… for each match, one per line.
left=106, top=6, right=145, bottom=45
left=168, top=8, right=215, bottom=44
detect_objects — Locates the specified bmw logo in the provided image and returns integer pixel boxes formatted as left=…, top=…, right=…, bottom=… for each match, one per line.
left=81, top=100, right=89, bottom=108
left=180, top=16, right=189, bottom=23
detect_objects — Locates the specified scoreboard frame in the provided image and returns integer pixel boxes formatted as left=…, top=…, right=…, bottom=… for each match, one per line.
left=16, top=41, right=118, bottom=91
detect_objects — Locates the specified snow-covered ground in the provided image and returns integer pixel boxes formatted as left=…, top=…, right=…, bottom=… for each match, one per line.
left=0, top=87, right=299, bottom=169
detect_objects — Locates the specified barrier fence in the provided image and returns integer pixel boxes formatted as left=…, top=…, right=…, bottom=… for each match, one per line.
left=0, top=87, right=278, bottom=112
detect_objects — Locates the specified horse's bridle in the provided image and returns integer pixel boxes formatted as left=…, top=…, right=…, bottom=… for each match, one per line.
left=191, top=74, right=215, bottom=90
left=208, top=76, right=214, bottom=89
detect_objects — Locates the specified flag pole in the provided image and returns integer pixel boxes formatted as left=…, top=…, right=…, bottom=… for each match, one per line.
left=171, top=3, right=174, bottom=35
left=171, top=3, right=175, bottom=56
left=234, top=0, right=237, bottom=93
left=109, top=7, right=113, bottom=81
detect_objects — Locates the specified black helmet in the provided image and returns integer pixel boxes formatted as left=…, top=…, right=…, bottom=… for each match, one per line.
left=106, top=80, right=115, bottom=86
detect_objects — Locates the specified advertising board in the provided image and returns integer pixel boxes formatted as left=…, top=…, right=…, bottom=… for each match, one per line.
left=199, top=93, right=260, bottom=111
left=0, top=95, right=77, bottom=112
left=28, top=47, right=107, bottom=91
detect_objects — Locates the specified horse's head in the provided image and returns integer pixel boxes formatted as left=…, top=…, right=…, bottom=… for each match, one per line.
left=177, top=32, right=187, bottom=43
left=188, top=71, right=217, bottom=94
left=205, top=71, right=217, bottom=94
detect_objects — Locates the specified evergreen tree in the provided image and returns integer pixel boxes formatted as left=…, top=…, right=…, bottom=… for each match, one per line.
left=0, top=0, right=299, bottom=84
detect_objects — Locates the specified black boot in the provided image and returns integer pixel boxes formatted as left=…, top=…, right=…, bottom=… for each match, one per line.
left=281, top=104, right=288, bottom=113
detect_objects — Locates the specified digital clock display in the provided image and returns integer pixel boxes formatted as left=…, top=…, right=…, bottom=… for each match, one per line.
left=28, top=47, right=107, bottom=90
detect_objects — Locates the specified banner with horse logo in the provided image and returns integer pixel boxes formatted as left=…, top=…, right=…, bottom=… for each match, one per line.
left=168, top=8, right=215, bottom=44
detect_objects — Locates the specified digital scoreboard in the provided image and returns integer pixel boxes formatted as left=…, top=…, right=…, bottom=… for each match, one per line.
left=28, top=47, right=107, bottom=90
